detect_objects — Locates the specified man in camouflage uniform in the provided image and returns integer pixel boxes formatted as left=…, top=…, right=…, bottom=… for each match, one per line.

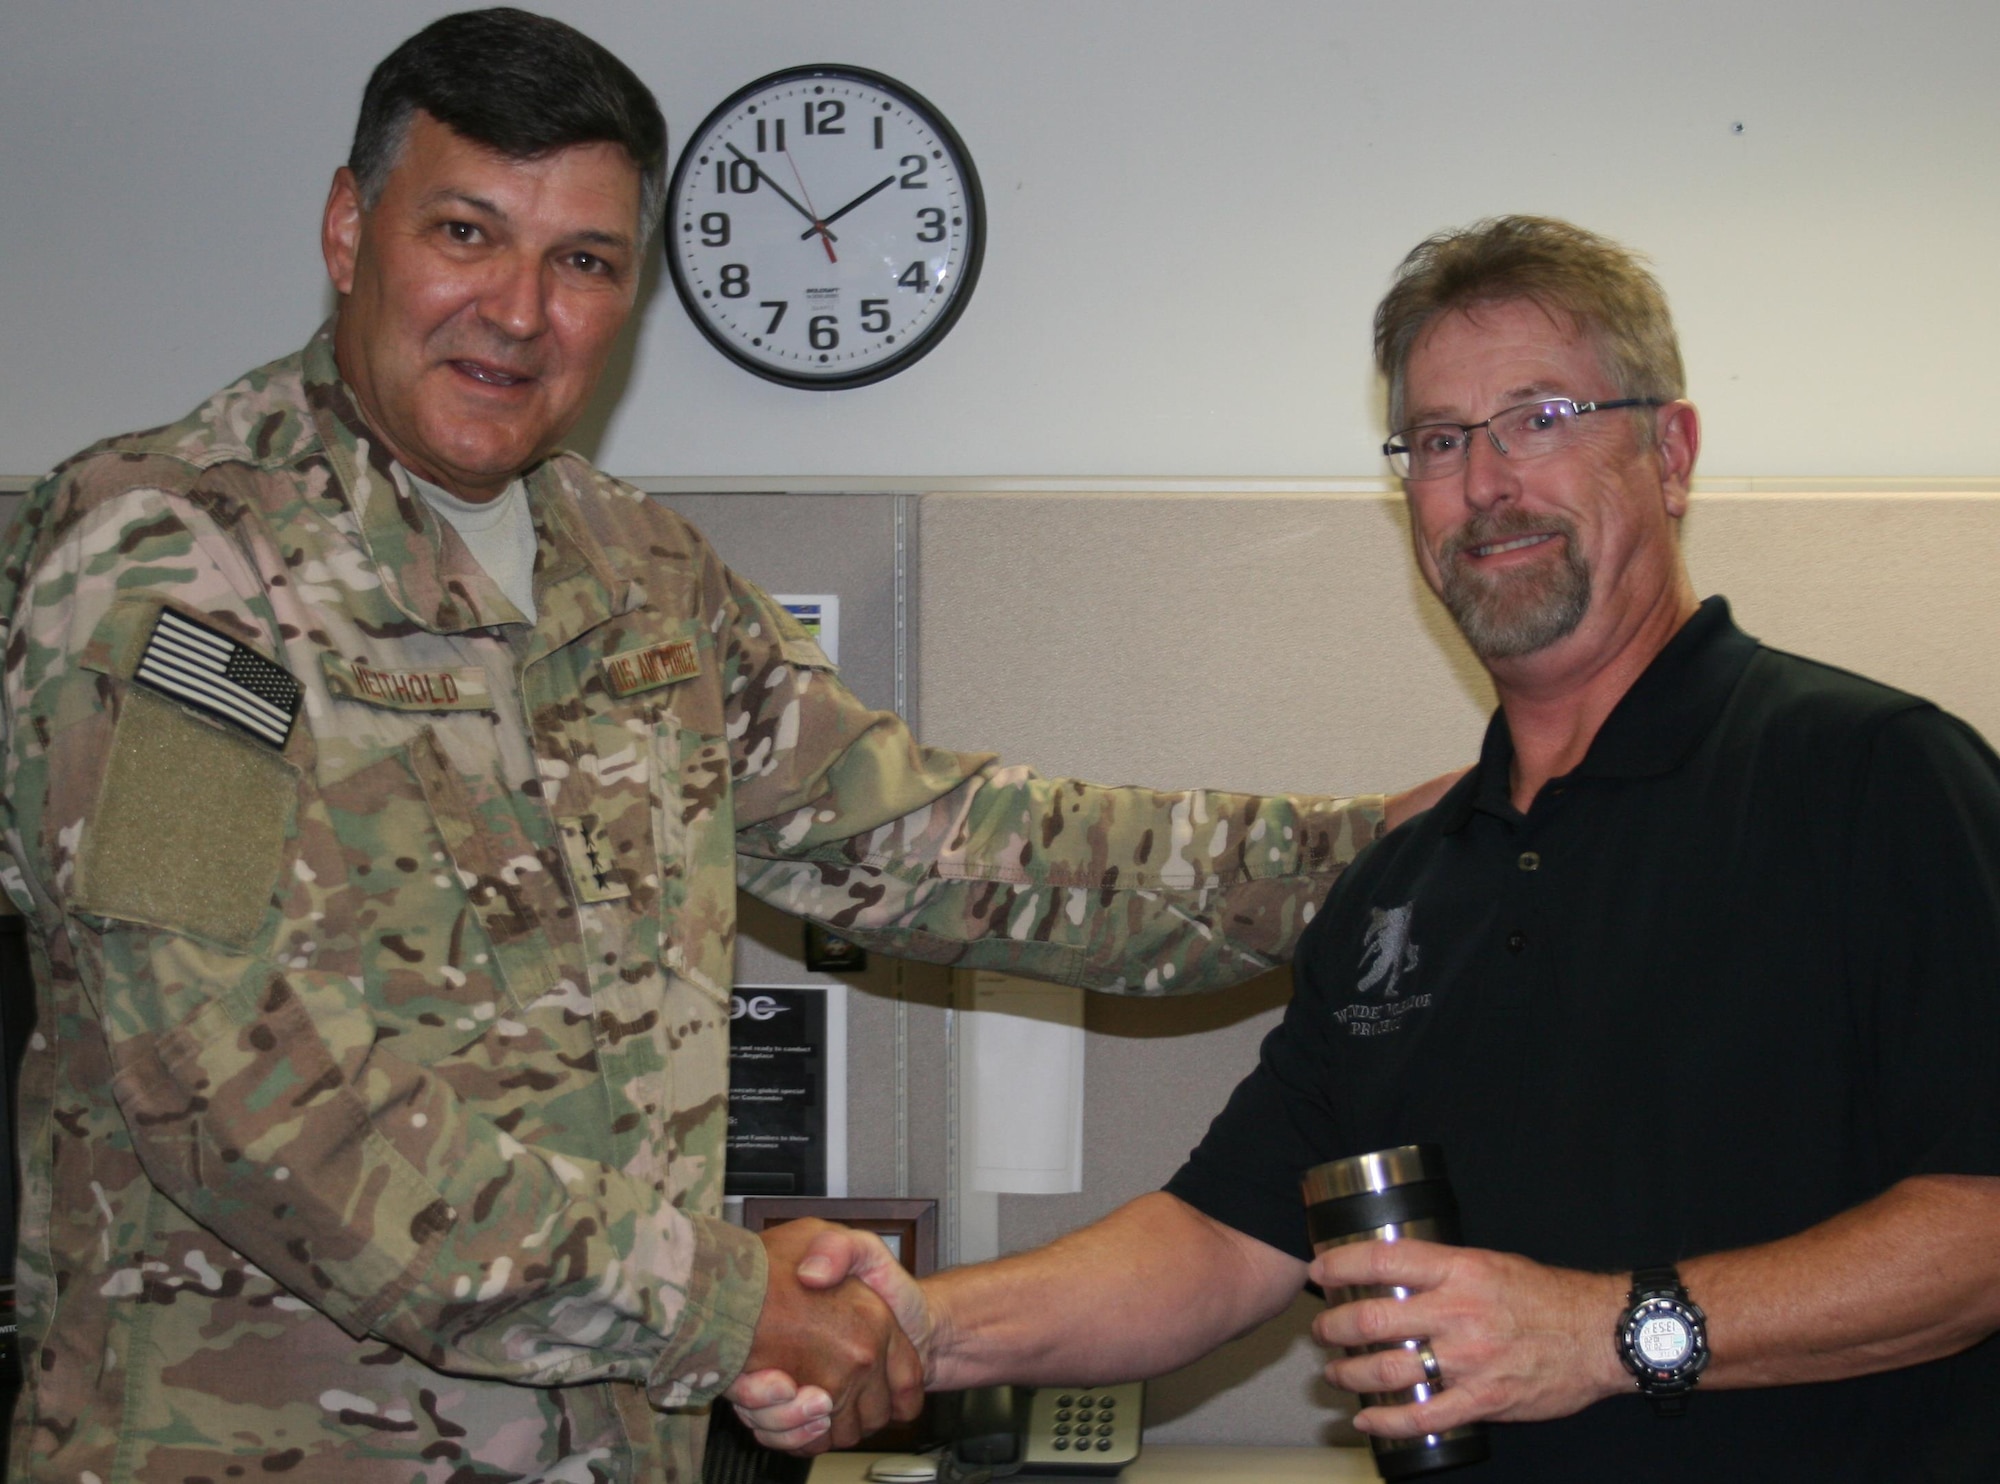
left=0, top=12, right=1389, bottom=1482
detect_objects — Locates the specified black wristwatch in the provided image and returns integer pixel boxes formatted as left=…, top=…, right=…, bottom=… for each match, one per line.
left=1615, top=1265, right=1709, bottom=1416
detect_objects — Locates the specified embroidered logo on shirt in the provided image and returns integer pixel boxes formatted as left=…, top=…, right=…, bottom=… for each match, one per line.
left=321, top=654, right=494, bottom=712
left=1357, top=904, right=1421, bottom=996
left=1336, top=902, right=1432, bottom=1038
left=134, top=608, right=301, bottom=749
left=602, top=638, right=701, bottom=698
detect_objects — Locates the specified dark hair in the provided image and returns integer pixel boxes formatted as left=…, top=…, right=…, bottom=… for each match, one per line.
left=348, top=8, right=667, bottom=243
left=1374, top=216, right=1684, bottom=433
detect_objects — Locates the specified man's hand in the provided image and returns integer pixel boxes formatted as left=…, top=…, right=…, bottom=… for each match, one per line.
left=1311, top=1238, right=1626, bottom=1439
left=740, top=1219, right=928, bottom=1452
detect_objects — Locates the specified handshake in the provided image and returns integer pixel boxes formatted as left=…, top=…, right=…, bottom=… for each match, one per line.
left=736, top=1218, right=936, bottom=1454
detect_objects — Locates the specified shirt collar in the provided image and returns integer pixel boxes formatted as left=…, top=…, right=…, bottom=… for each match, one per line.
left=1437, top=596, right=1758, bottom=831
left=300, top=322, right=622, bottom=638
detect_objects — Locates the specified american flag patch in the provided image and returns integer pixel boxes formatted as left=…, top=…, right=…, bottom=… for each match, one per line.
left=134, top=608, right=302, bottom=749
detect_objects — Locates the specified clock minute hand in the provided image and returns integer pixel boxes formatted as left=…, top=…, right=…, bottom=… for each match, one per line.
left=803, top=175, right=898, bottom=239
left=723, top=144, right=829, bottom=236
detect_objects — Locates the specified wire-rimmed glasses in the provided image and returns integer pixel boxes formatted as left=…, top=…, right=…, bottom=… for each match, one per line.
left=1384, top=397, right=1665, bottom=481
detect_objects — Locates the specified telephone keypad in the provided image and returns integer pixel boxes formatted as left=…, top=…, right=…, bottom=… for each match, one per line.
left=1022, top=1381, right=1143, bottom=1475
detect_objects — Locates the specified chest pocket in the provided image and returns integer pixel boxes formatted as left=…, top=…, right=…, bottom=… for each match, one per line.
left=403, top=727, right=569, bottom=1011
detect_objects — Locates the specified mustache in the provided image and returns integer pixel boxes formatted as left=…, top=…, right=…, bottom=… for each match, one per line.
left=1441, top=509, right=1577, bottom=564
left=431, top=329, right=547, bottom=380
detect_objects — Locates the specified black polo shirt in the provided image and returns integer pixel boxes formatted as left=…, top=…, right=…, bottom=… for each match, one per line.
left=1167, top=598, right=2000, bottom=1481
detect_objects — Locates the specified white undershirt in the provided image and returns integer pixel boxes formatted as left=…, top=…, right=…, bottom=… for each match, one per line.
left=409, top=473, right=538, bottom=624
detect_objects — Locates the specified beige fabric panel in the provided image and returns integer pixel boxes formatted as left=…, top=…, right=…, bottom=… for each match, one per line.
left=917, top=493, right=1494, bottom=797
left=1685, top=494, right=2000, bottom=739
left=917, top=489, right=2000, bottom=1445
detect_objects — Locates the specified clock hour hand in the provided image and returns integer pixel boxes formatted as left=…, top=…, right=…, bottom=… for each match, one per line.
left=723, top=143, right=830, bottom=238
left=803, top=174, right=897, bottom=239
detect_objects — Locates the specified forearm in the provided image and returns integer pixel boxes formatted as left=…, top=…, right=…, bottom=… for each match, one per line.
left=1687, top=1173, right=2000, bottom=1389
left=923, top=1192, right=1306, bottom=1391
left=88, top=930, right=766, bottom=1401
left=741, top=768, right=1384, bottom=994
left=1317, top=1174, right=2000, bottom=1437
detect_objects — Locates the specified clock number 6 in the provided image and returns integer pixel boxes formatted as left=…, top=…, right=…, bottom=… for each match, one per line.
left=915, top=208, right=946, bottom=244
left=809, top=315, right=840, bottom=350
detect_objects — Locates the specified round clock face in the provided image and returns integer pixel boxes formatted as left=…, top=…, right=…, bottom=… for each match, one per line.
left=666, top=66, right=985, bottom=389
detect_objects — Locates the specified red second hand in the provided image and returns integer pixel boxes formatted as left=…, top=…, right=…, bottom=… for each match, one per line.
left=782, top=149, right=837, bottom=264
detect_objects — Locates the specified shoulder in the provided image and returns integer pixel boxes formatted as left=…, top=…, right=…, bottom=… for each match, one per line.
left=43, top=346, right=319, bottom=497
left=544, top=460, right=732, bottom=612
left=1725, top=644, right=2000, bottom=845
left=11, top=348, right=319, bottom=556
left=1, top=349, right=321, bottom=640
left=1744, top=643, right=1933, bottom=722
left=542, top=453, right=718, bottom=580
left=1729, top=643, right=1949, bottom=766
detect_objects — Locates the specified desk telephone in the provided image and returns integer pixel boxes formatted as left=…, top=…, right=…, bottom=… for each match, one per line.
left=877, top=1382, right=1142, bottom=1480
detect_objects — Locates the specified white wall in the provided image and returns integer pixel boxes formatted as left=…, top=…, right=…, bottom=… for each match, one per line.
left=5, top=0, right=1999, bottom=483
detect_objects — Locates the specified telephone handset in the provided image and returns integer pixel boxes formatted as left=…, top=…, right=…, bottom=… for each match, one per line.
left=932, top=1382, right=1144, bottom=1477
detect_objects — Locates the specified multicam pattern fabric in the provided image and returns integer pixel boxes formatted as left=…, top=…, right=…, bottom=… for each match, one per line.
left=0, top=327, right=1383, bottom=1484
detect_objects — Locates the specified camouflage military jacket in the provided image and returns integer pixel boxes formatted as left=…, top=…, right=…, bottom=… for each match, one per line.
left=0, top=328, right=1382, bottom=1484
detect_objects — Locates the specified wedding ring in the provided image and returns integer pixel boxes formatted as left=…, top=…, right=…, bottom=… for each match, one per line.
left=1417, top=1342, right=1444, bottom=1387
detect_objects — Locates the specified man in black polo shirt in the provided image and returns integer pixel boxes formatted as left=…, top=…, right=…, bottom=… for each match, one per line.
left=726, top=217, right=2000, bottom=1480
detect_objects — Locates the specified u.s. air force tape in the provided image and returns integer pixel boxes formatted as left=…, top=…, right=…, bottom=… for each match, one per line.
left=133, top=607, right=302, bottom=749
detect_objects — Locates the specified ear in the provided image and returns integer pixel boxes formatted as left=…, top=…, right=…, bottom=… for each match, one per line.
left=322, top=167, right=364, bottom=297
left=1654, top=400, right=1700, bottom=519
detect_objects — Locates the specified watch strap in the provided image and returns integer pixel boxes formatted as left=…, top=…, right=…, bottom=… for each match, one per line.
left=1628, top=1265, right=1684, bottom=1302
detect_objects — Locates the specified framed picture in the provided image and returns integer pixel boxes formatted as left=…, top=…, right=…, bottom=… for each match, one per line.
left=741, top=1197, right=937, bottom=1276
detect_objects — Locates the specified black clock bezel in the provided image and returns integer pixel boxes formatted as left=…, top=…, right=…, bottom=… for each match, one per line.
left=664, top=64, right=986, bottom=391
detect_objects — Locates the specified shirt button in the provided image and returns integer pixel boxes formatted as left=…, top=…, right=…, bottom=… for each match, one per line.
left=1518, top=851, right=1541, bottom=871
left=1507, top=929, right=1527, bottom=953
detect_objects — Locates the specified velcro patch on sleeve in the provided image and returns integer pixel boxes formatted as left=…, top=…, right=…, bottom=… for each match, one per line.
left=134, top=608, right=301, bottom=749
left=321, top=654, right=494, bottom=712
left=602, top=637, right=702, bottom=698
left=76, top=688, right=295, bottom=948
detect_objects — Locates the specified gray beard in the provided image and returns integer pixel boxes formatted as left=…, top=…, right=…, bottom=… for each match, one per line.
left=1438, top=513, right=1591, bottom=660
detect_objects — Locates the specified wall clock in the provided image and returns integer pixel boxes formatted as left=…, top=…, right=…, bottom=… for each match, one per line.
left=665, top=66, right=985, bottom=389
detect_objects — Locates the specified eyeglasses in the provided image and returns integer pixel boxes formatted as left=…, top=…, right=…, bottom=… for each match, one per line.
left=1383, top=397, right=1666, bottom=481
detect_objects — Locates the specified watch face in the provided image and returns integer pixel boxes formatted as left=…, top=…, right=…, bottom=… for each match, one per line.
left=1635, top=1311, right=1693, bottom=1369
left=666, top=65, right=985, bottom=389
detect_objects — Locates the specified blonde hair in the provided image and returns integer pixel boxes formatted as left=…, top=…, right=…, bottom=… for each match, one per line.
left=1374, top=216, right=1684, bottom=431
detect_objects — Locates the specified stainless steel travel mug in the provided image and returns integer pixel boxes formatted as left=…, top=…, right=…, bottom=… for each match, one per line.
left=1303, top=1146, right=1489, bottom=1479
